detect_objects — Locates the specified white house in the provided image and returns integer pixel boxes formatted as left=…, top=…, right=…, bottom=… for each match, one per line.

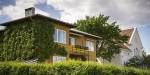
left=111, top=27, right=144, bottom=66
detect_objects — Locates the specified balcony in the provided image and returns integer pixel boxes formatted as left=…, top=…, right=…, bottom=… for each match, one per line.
left=68, top=45, right=90, bottom=61
left=68, top=44, right=97, bottom=61
left=68, top=45, right=89, bottom=55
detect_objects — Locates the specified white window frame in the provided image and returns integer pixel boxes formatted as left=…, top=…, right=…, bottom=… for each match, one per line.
left=86, top=40, right=94, bottom=51
left=54, top=29, right=66, bottom=44
left=53, top=56, right=66, bottom=62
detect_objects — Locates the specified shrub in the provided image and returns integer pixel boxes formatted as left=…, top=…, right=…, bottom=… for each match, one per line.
left=0, top=61, right=149, bottom=75
left=125, top=56, right=144, bottom=68
left=125, top=55, right=150, bottom=69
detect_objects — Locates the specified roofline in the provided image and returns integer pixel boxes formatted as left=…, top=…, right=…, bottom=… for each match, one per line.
left=121, top=44, right=131, bottom=50
left=132, top=27, right=144, bottom=50
left=128, top=27, right=136, bottom=44
left=0, top=14, right=76, bottom=28
left=70, top=29, right=101, bottom=39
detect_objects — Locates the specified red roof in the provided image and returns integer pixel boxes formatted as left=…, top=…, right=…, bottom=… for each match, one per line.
left=120, top=28, right=134, bottom=43
left=121, top=45, right=130, bottom=49
left=120, top=28, right=134, bottom=49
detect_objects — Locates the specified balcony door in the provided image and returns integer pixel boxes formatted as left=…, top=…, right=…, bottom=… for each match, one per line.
left=86, top=40, right=94, bottom=51
left=69, top=37, right=75, bottom=45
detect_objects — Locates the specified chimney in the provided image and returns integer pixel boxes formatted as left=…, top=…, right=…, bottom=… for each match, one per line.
left=25, top=7, right=35, bottom=17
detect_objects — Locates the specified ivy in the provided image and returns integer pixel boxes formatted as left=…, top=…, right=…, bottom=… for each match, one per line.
left=53, top=43, right=67, bottom=56
left=0, top=17, right=54, bottom=61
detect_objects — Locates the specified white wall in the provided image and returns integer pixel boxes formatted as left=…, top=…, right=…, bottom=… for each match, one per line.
left=111, top=49, right=131, bottom=66
left=128, top=28, right=144, bottom=57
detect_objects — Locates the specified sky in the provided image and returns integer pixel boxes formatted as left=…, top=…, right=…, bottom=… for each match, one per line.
left=0, top=0, right=150, bottom=54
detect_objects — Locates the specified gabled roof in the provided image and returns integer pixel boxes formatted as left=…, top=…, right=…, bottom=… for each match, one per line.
left=70, top=29, right=101, bottom=39
left=0, top=14, right=76, bottom=28
left=121, top=44, right=130, bottom=50
left=120, top=28, right=134, bottom=43
left=120, top=28, right=135, bottom=50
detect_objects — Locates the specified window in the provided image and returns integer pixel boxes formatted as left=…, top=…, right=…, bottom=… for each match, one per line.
left=53, top=56, right=66, bottom=62
left=69, top=37, right=75, bottom=45
left=86, top=40, right=94, bottom=51
left=54, top=29, right=66, bottom=44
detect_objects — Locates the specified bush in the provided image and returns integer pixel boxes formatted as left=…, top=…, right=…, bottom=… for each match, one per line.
left=125, top=56, right=144, bottom=68
left=125, top=55, right=150, bottom=69
left=0, top=61, right=149, bottom=75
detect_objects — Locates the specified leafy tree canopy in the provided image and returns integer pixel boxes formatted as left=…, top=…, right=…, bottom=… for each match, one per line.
left=75, top=15, right=128, bottom=61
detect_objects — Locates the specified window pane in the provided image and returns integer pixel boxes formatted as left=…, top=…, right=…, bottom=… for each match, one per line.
left=86, top=40, right=94, bottom=51
left=70, top=37, right=75, bottom=45
left=54, top=29, right=57, bottom=42
left=58, top=30, right=63, bottom=43
left=53, top=56, right=66, bottom=62
left=90, top=42, right=94, bottom=51
left=56, top=29, right=66, bottom=44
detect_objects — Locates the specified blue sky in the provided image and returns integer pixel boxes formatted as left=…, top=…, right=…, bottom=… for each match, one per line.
left=0, top=0, right=150, bottom=54
left=138, top=26, right=150, bottom=54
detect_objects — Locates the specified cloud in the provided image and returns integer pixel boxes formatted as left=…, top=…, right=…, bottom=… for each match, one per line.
left=35, top=3, right=61, bottom=19
left=47, top=0, right=91, bottom=23
left=0, top=0, right=150, bottom=29
left=0, top=0, right=16, bottom=9
left=47, top=0, right=150, bottom=28
left=0, top=0, right=49, bottom=22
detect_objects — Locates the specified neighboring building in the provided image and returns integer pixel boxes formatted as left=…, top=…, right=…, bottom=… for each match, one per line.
left=0, top=7, right=100, bottom=63
left=111, top=28, right=145, bottom=66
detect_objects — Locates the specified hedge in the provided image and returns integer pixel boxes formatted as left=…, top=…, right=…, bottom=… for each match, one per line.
left=0, top=61, right=149, bottom=75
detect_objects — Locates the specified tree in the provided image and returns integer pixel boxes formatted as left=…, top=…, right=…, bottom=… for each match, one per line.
left=125, top=56, right=144, bottom=68
left=143, top=54, right=150, bottom=68
left=75, top=15, right=128, bottom=61
left=125, top=55, right=150, bottom=69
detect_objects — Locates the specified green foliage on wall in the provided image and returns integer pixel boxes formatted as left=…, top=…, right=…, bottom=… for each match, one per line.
left=0, top=31, right=4, bottom=54
left=0, top=17, right=54, bottom=61
left=0, top=61, right=149, bottom=75
left=53, top=43, right=67, bottom=56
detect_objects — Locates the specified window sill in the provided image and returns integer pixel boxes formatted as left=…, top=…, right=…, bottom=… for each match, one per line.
left=54, top=41, right=66, bottom=45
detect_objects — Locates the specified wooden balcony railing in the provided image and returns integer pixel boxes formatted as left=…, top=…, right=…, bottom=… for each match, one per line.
left=68, top=45, right=89, bottom=56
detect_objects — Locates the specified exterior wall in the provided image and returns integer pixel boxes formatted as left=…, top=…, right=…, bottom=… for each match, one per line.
left=128, top=28, right=144, bottom=57
left=51, top=23, right=97, bottom=62
left=111, top=49, right=131, bottom=66
left=84, top=37, right=96, bottom=61
left=54, top=23, right=70, bottom=46
left=49, top=23, right=71, bottom=62
left=69, top=34, right=97, bottom=61
left=111, top=53, right=122, bottom=66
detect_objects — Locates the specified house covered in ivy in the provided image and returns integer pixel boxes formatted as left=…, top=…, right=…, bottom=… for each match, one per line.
left=0, top=7, right=100, bottom=62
